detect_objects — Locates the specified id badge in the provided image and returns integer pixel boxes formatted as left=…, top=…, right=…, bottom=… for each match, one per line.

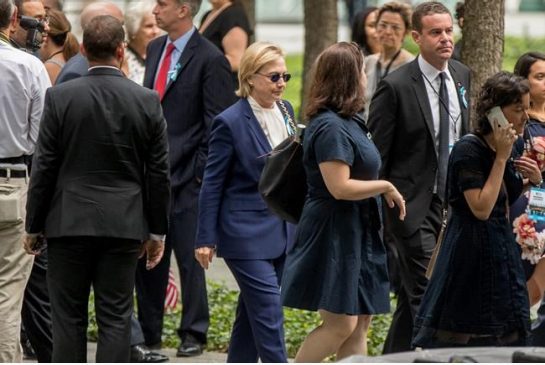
left=527, top=187, right=545, bottom=221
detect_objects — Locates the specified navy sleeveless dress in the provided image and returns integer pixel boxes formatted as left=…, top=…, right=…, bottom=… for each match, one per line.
left=281, top=110, right=390, bottom=315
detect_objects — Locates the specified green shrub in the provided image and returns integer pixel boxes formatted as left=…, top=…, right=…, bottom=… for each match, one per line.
left=87, top=281, right=394, bottom=358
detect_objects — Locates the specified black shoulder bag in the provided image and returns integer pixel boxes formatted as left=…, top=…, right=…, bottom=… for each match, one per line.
left=258, top=101, right=306, bottom=224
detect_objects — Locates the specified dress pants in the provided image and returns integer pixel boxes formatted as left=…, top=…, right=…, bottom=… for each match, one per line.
left=0, top=176, right=33, bottom=362
left=383, top=194, right=442, bottom=354
left=136, top=181, right=209, bottom=346
left=224, top=256, right=287, bottom=363
left=47, top=237, right=141, bottom=363
left=21, top=249, right=53, bottom=362
left=130, top=314, right=146, bottom=346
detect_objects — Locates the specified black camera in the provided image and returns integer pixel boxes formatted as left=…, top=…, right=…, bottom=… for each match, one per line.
left=19, top=15, right=46, bottom=52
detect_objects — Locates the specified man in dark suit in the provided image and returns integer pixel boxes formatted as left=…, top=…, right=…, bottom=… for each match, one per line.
left=140, top=0, right=236, bottom=356
left=23, top=15, right=170, bottom=362
left=367, top=1, right=470, bottom=354
left=54, top=4, right=167, bottom=363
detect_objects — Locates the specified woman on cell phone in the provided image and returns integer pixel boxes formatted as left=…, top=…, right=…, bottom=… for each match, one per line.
left=413, top=72, right=540, bottom=348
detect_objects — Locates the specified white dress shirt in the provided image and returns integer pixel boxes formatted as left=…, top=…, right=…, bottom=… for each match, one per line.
left=248, top=96, right=289, bottom=148
left=418, top=55, right=462, bottom=154
left=0, top=42, right=51, bottom=158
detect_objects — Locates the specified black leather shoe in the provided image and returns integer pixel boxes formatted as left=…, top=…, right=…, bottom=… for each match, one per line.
left=130, top=344, right=169, bottom=363
left=176, top=335, right=204, bottom=357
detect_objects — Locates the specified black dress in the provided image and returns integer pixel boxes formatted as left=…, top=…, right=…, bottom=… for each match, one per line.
left=200, top=3, right=253, bottom=88
left=281, top=110, right=390, bottom=315
left=413, top=134, right=530, bottom=348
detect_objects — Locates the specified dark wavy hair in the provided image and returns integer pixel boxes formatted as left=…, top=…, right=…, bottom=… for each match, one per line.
left=514, top=51, right=545, bottom=79
left=304, top=42, right=365, bottom=121
left=474, top=71, right=530, bottom=135
left=351, top=7, right=378, bottom=56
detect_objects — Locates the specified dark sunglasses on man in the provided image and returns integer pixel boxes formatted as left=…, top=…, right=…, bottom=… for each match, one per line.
left=256, top=72, right=291, bottom=83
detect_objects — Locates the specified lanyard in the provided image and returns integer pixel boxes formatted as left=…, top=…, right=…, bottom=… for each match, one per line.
left=421, top=71, right=461, bottom=138
left=375, top=49, right=402, bottom=87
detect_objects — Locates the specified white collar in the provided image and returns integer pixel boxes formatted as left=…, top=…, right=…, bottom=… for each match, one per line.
left=418, top=55, right=451, bottom=82
left=88, top=65, right=121, bottom=72
left=248, top=95, right=276, bottom=111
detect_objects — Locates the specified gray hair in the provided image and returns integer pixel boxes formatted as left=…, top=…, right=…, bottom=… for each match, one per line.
left=125, top=0, right=155, bottom=38
left=0, top=0, right=15, bottom=29
left=179, top=0, right=201, bottom=17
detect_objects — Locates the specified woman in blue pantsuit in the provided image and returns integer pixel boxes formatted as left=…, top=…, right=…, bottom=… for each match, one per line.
left=194, top=42, right=295, bottom=363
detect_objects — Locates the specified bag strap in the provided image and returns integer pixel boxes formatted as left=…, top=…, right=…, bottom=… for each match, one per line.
left=277, top=100, right=297, bottom=137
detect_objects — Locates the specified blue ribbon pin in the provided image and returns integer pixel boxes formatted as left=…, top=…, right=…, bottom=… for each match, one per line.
left=458, top=84, right=468, bottom=109
left=168, top=63, right=182, bottom=82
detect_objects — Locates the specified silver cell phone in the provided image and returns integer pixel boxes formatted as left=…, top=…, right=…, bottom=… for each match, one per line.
left=486, top=106, right=510, bottom=129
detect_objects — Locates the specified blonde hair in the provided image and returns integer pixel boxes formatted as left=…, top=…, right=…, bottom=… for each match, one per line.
left=236, top=41, right=285, bottom=98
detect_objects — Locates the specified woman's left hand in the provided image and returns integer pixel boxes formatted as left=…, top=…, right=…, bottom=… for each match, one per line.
left=195, top=246, right=216, bottom=270
left=514, top=156, right=542, bottom=186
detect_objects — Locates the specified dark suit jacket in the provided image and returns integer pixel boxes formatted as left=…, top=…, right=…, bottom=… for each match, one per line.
left=26, top=67, right=170, bottom=240
left=195, top=99, right=296, bottom=259
left=55, top=53, right=89, bottom=85
left=143, top=31, right=236, bottom=211
left=367, top=58, right=470, bottom=236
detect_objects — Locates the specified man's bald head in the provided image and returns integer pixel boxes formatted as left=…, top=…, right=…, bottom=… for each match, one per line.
left=80, top=1, right=122, bottom=30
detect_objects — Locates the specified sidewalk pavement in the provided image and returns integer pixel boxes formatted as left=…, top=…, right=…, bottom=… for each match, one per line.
left=23, top=342, right=228, bottom=363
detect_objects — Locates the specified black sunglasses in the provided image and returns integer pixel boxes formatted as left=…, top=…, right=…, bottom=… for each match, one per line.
left=256, top=72, right=291, bottom=83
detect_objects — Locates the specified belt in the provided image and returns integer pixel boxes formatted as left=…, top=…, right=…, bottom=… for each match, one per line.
left=435, top=329, right=519, bottom=345
left=0, top=155, right=27, bottom=164
left=0, top=168, right=27, bottom=178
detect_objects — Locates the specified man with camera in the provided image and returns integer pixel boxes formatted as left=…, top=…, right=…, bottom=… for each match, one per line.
left=8, top=1, right=53, bottom=362
left=9, top=0, right=48, bottom=53
left=0, top=0, right=50, bottom=362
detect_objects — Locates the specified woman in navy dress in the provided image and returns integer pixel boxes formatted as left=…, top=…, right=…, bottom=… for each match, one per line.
left=413, top=72, right=541, bottom=348
left=281, top=42, right=406, bottom=362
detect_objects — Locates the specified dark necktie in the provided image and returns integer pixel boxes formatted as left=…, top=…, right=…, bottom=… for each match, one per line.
left=437, top=71, right=450, bottom=200
left=154, top=43, right=176, bottom=100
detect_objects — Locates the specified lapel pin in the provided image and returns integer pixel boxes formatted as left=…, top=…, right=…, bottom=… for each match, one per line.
left=168, top=63, right=182, bottom=82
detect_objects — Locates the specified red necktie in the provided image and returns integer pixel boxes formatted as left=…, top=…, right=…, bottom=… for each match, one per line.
left=154, top=43, right=176, bottom=100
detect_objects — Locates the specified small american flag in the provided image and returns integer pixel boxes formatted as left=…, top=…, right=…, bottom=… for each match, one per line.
left=165, top=269, right=179, bottom=310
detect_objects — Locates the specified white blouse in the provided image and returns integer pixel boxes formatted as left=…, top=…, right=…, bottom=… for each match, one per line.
left=248, top=96, right=289, bottom=148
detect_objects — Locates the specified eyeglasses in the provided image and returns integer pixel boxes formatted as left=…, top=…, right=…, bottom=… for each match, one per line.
left=256, top=72, right=291, bottom=83
left=376, top=21, right=404, bottom=33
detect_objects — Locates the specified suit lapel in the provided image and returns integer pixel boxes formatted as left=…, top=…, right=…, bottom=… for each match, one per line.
left=410, top=60, right=436, bottom=146
left=241, top=98, right=272, bottom=152
left=162, top=32, right=198, bottom=99
left=143, top=36, right=166, bottom=89
left=448, top=62, right=470, bottom=135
